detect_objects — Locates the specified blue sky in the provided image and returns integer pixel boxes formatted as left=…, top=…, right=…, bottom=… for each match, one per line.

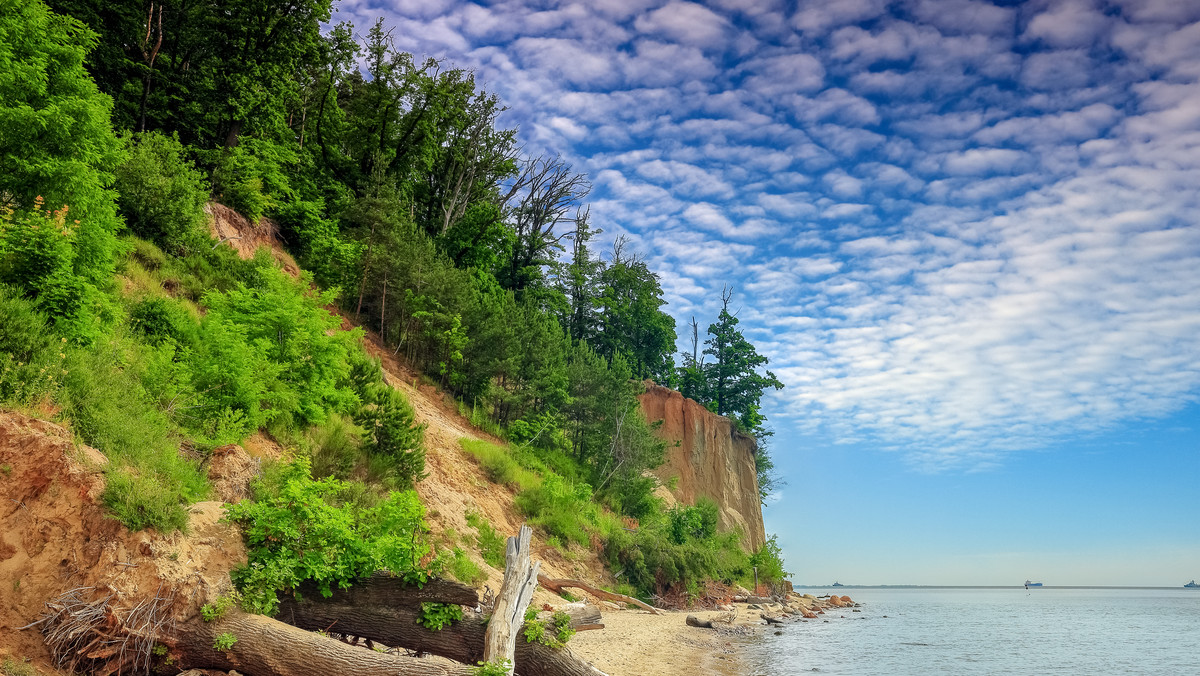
left=337, top=0, right=1200, bottom=586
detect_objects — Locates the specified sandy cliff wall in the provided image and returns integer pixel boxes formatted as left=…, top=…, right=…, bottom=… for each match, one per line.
left=638, top=383, right=765, bottom=551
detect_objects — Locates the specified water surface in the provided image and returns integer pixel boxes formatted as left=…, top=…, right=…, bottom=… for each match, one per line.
left=745, top=587, right=1200, bottom=675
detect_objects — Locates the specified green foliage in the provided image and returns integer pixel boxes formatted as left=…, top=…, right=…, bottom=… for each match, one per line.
left=515, top=474, right=594, bottom=548
left=471, top=659, right=512, bottom=676
left=210, top=138, right=295, bottom=223
left=0, top=0, right=124, bottom=286
left=355, top=384, right=426, bottom=488
left=749, top=534, right=790, bottom=589
left=0, top=286, right=63, bottom=405
left=0, top=199, right=109, bottom=342
left=522, top=610, right=574, bottom=649
left=201, top=265, right=362, bottom=434
left=465, top=510, right=507, bottom=570
left=306, top=413, right=364, bottom=480
left=200, top=592, right=239, bottom=622
left=114, top=131, right=210, bottom=255
left=128, top=296, right=200, bottom=348
left=212, top=632, right=237, bottom=652
left=667, top=499, right=719, bottom=545
left=226, top=457, right=434, bottom=615
left=417, top=602, right=464, bottom=630
left=446, top=547, right=485, bottom=587
left=59, top=334, right=208, bottom=532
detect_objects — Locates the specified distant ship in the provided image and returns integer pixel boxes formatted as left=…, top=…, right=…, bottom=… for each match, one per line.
left=1185, top=580, right=1199, bottom=589
left=831, top=581, right=844, bottom=587
left=1024, top=580, right=1043, bottom=588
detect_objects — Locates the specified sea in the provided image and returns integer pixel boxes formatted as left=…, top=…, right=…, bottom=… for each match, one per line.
left=742, top=586, right=1200, bottom=675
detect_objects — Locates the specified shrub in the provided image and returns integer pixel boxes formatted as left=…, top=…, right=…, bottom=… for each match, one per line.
left=514, top=474, right=594, bottom=548
left=465, top=511, right=506, bottom=570
left=129, top=296, right=200, bottom=348
left=356, top=384, right=426, bottom=488
left=59, top=334, right=208, bottom=531
left=417, top=602, right=463, bottom=630
left=446, top=547, right=485, bottom=586
left=114, top=131, right=210, bottom=255
left=306, top=413, right=364, bottom=480
left=227, top=457, right=435, bottom=615
left=209, top=138, right=295, bottom=223
left=0, top=285, right=61, bottom=404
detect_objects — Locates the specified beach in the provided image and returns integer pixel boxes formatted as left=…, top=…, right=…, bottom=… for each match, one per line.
left=567, top=594, right=849, bottom=676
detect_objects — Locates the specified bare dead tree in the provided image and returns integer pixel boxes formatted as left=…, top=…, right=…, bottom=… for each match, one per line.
left=504, top=155, right=591, bottom=289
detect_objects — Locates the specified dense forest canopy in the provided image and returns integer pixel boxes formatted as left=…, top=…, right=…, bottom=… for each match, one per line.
left=1, top=0, right=789, bottom=600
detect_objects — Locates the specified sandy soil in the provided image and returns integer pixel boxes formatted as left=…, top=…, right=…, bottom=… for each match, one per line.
left=568, top=608, right=752, bottom=676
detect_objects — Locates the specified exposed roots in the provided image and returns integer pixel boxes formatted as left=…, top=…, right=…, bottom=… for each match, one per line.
left=33, top=584, right=177, bottom=675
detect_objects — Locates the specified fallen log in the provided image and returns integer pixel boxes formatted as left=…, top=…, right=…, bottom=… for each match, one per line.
left=276, top=592, right=608, bottom=676
left=761, top=613, right=784, bottom=625
left=179, top=612, right=475, bottom=676
left=557, top=602, right=602, bottom=628
left=537, top=576, right=661, bottom=615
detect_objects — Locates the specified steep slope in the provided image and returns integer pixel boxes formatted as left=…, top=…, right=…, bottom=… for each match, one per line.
left=638, top=383, right=766, bottom=550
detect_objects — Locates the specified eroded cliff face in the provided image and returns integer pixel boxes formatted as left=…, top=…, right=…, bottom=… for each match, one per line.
left=638, top=383, right=766, bottom=551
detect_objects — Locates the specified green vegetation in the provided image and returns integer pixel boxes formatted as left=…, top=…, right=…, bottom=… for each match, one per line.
left=1, top=657, right=39, bottom=676
left=471, top=659, right=512, bottom=676
left=212, top=632, right=237, bottom=652
left=523, top=608, right=575, bottom=649
left=225, top=458, right=435, bottom=615
left=200, top=592, right=239, bottom=622
left=417, top=602, right=464, bottom=631
left=446, top=547, right=486, bottom=587
left=465, top=510, right=508, bottom=570
left=0, top=0, right=788, bottom=612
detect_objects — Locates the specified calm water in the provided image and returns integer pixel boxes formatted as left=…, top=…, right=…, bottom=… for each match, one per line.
left=744, top=587, right=1200, bottom=675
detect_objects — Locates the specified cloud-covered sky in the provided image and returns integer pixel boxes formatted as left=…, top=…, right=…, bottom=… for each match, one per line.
left=339, top=0, right=1200, bottom=583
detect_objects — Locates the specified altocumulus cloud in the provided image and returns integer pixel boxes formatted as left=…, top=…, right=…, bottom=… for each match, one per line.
left=337, top=0, right=1200, bottom=470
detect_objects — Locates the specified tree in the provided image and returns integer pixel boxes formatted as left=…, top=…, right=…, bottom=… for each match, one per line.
left=702, top=286, right=783, bottom=431
left=0, top=0, right=124, bottom=284
left=594, top=237, right=676, bottom=383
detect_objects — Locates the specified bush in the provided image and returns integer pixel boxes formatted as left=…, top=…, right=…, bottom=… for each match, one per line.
left=58, top=334, right=209, bottom=531
left=465, top=511, right=506, bottom=570
left=227, top=457, right=435, bottom=615
left=209, top=138, right=295, bottom=223
left=306, top=412, right=363, bottom=480
left=114, top=131, right=211, bottom=255
left=0, top=199, right=109, bottom=342
left=356, top=384, right=426, bottom=488
left=446, top=547, right=485, bottom=586
left=0, top=285, right=62, bottom=404
left=129, top=296, right=200, bottom=348
left=514, top=474, right=595, bottom=548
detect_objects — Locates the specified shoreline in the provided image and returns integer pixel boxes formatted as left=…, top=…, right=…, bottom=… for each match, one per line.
left=566, top=593, right=855, bottom=676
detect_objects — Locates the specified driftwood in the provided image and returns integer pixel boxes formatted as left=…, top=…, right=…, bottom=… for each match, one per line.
left=761, top=613, right=784, bottom=625
left=484, top=525, right=540, bottom=674
left=537, top=576, right=661, bottom=615
left=685, top=614, right=713, bottom=629
left=558, top=603, right=602, bottom=629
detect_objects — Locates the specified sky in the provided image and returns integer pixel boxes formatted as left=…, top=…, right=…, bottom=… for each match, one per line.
left=333, top=0, right=1200, bottom=586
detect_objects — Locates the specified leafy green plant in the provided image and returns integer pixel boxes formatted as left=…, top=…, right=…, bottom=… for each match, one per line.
left=465, top=510, right=507, bottom=570
left=356, top=383, right=426, bottom=488
left=471, top=659, right=512, bottom=676
left=418, top=602, right=463, bottom=630
left=114, top=131, right=210, bottom=255
left=226, top=457, right=434, bottom=615
left=521, top=609, right=574, bottom=649
left=447, top=547, right=486, bottom=587
left=212, top=631, right=237, bottom=652
left=200, top=592, right=239, bottom=622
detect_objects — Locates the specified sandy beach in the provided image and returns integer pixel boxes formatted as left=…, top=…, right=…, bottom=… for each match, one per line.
left=566, top=594, right=848, bottom=676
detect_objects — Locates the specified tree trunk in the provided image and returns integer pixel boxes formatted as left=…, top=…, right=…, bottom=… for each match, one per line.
left=177, top=612, right=472, bottom=676
left=274, top=575, right=608, bottom=676
left=536, top=577, right=661, bottom=615
left=483, top=525, right=540, bottom=674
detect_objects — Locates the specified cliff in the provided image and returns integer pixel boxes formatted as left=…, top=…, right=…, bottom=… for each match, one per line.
left=638, top=383, right=766, bottom=551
